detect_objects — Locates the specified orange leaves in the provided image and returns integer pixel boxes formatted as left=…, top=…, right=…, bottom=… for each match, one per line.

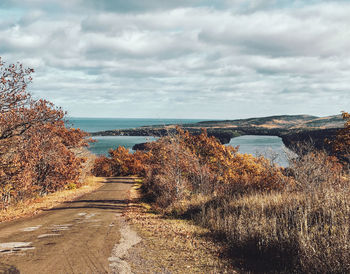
left=139, top=128, right=288, bottom=208
left=0, top=57, right=88, bottom=207
left=92, top=156, right=114, bottom=177
left=92, top=146, right=151, bottom=177
left=96, top=127, right=288, bottom=208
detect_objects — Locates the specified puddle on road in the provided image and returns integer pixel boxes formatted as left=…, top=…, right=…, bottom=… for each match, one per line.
left=0, top=242, right=35, bottom=254
left=76, top=213, right=101, bottom=224
left=21, top=225, right=42, bottom=232
left=51, top=224, right=73, bottom=232
left=37, top=234, right=61, bottom=239
left=85, top=213, right=96, bottom=219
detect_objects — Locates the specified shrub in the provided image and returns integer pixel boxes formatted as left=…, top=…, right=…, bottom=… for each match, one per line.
left=92, top=146, right=150, bottom=177
left=140, top=127, right=350, bottom=272
left=196, top=150, right=350, bottom=273
left=0, top=57, right=89, bottom=207
left=142, top=128, right=288, bottom=207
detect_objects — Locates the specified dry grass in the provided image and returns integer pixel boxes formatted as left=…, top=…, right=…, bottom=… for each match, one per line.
left=195, top=189, right=350, bottom=273
left=184, top=151, right=350, bottom=273
left=0, top=176, right=104, bottom=223
left=140, top=144, right=350, bottom=272
left=124, top=183, right=237, bottom=273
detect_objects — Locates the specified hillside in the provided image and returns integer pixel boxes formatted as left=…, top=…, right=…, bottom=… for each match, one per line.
left=185, top=114, right=343, bottom=130
left=91, top=114, right=344, bottom=152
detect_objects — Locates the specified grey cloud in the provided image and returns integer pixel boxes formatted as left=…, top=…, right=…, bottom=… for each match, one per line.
left=82, top=0, right=231, bottom=13
left=1, top=0, right=215, bottom=13
left=0, top=1, right=349, bottom=119
left=198, top=9, right=350, bottom=58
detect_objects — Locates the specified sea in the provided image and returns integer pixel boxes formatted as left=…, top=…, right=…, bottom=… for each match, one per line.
left=68, top=118, right=291, bottom=167
left=227, top=135, right=291, bottom=167
left=68, top=117, right=203, bottom=156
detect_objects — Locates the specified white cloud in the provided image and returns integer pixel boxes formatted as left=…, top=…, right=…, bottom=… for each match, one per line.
left=0, top=1, right=349, bottom=118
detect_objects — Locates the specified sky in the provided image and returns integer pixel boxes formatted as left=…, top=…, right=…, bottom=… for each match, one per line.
left=0, top=0, right=349, bottom=119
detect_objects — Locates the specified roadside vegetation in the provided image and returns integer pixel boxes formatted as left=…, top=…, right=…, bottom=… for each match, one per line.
left=123, top=182, right=234, bottom=273
left=0, top=58, right=94, bottom=214
left=94, top=113, right=350, bottom=273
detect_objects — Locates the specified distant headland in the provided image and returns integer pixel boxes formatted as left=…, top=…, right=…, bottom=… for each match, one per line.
left=91, top=114, right=344, bottom=153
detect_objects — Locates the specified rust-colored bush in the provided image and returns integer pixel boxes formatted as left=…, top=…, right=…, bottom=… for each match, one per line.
left=197, top=150, right=350, bottom=273
left=92, top=155, right=114, bottom=177
left=0, top=58, right=89, bottom=208
left=92, top=146, right=150, bottom=177
left=142, top=127, right=288, bottom=207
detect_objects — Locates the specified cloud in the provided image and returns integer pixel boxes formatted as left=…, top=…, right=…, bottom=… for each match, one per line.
left=0, top=1, right=349, bottom=118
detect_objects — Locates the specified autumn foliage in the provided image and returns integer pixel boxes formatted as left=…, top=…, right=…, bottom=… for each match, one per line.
left=93, top=127, right=288, bottom=206
left=92, top=146, right=149, bottom=177
left=91, top=116, right=350, bottom=272
left=0, top=58, right=89, bottom=208
left=139, top=127, right=287, bottom=206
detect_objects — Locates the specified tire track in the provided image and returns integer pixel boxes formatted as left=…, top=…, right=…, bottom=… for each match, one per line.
left=0, top=177, right=135, bottom=273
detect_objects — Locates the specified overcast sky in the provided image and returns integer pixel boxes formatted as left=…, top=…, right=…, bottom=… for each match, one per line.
left=0, top=0, right=349, bottom=119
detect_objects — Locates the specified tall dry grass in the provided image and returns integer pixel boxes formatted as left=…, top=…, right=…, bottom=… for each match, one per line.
left=139, top=130, right=350, bottom=272
left=197, top=190, right=350, bottom=272
left=194, top=151, right=350, bottom=273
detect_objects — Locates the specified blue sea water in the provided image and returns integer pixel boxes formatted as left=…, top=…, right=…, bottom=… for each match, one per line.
left=227, top=135, right=291, bottom=167
left=68, top=117, right=204, bottom=132
left=68, top=118, right=204, bottom=156
left=68, top=118, right=291, bottom=166
left=89, top=136, right=158, bottom=155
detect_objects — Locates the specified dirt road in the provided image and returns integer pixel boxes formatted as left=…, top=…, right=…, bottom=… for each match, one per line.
left=0, top=177, right=135, bottom=274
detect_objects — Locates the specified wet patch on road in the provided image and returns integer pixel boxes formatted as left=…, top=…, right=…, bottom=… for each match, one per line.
left=0, top=242, right=35, bottom=254
left=85, top=213, right=96, bottom=219
left=76, top=212, right=101, bottom=224
left=21, top=225, right=42, bottom=232
left=51, top=224, right=73, bottom=232
left=37, top=234, right=61, bottom=239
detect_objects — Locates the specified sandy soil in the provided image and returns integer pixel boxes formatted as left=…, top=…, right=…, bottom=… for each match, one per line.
left=0, top=177, right=136, bottom=274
